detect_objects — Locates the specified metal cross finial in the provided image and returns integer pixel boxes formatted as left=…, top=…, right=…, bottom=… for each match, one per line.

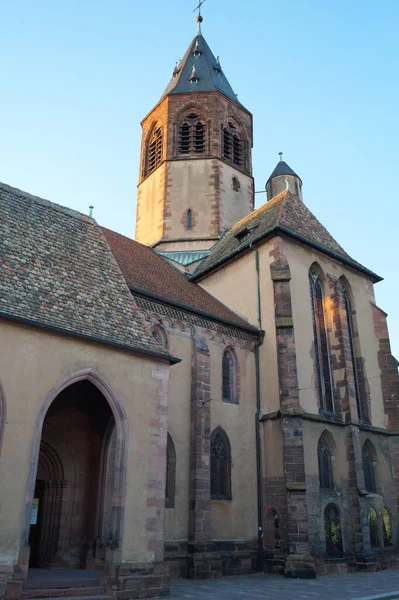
left=279, top=152, right=283, bottom=162
left=193, top=0, right=206, bottom=17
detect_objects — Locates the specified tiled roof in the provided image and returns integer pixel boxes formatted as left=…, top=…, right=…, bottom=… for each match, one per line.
left=267, top=160, right=301, bottom=183
left=101, top=228, right=258, bottom=332
left=192, top=190, right=382, bottom=282
left=158, top=250, right=211, bottom=266
left=0, top=182, right=174, bottom=360
left=162, top=31, right=243, bottom=106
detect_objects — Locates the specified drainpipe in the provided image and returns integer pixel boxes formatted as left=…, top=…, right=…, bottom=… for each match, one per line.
left=250, top=242, right=264, bottom=572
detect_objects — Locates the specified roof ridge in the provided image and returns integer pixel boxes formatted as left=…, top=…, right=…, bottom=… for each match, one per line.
left=230, top=189, right=289, bottom=232
left=0, top=181, right=88, bottom=222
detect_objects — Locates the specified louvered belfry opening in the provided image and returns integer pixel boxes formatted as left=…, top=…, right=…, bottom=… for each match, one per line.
left=223, top=122, right=243, bottom=167
left=146, top=126, right=163, bottom=175
left=178, top=113, right=205, bottom=155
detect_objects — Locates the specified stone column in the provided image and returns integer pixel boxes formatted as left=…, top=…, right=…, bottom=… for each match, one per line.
left=270, top=251, right=316, bottom=578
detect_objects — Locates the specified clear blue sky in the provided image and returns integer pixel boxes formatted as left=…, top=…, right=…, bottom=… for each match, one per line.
left=1, top=0, right=398, bottom=357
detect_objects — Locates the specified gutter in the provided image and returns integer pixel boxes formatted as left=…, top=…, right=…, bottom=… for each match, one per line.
left=191, top=225, right=382, bottom=284
left=0, top=311, right=181, bottom=365
left=250, top=242, right=264, bottom=572
left=130, top=286, right=260, bottom=335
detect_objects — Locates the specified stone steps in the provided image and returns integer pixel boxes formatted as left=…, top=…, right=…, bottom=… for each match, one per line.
left=26, top=587, right=107, bottom=599
left=27, top=596, right=112, bottom=600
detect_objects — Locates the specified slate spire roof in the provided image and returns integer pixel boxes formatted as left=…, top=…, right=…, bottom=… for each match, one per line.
left=162, top=26, right=242, bottom=106
left=0, top=182, right=177, bottom=361
left=192, top=189, right=381, bottom=282
left=267, top=158, right=302, bottom=184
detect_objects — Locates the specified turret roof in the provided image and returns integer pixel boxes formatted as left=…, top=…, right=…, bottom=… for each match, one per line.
left=267, top=159, right=302, bottom=184
left=162, top=30, right=242, bottom=106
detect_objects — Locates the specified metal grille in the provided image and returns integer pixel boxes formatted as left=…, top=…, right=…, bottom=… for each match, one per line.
left=178, top=113, right=205, bottom=155
left=223, top=125, right=243, bottom=166
left=324, top=504, right=343, bottom=558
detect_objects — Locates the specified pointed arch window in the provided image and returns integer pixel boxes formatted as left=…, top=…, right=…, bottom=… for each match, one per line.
left=369, top=507, right=379, bottom=547
left=223, top=121, right=243, bottom=167
left=151, top=324, right=168, bottom=350
left=362, top=441, right=376, bottom=493
left=318, top=434, right=333, bottom=490
left=341, top=284, right=369, bottom=423
left=222, top=347, right=238, bottom=404
left=146, top=126, right=163, bottom=176
left=324, top=504, right=343, bottom=557
left=166, top=434, right=176, bottom=509
left=178, top=113, right=205, bottom=155
left=382, top=508, right=392, bottom=546
left=211, top=427, right=232, bottom=500
left=309, top=268, right=334, bottom=413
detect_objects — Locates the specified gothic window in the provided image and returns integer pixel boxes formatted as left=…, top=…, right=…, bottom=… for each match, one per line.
left=211, top=427, right=232, bottom=500
left=369, top=507, right=379, bottom=547
left=146, top=126, right=163, bottom=176
left=341, top=284, right=369, bottom=423
left=151, top=324, right=168, bottom=350
left=232, top=176, right=241, bottom=192
left=222, top=347, right=238, bottom=404
left=178, top=113, right=205, bottom=155
left=324, top=504, right=343, bottom=558
left=309, top=268, right=334, bottom=413
left=165, top=434, right=176, bottom=509
left=223, top=121, right=243, bottom=167
left=186, top=209, right=192, bottom=230
left=362, top=441, right=376, bottom=493
left=318, top=434, right=333, bottom=490
left=382, top=508, right=393, bottom=546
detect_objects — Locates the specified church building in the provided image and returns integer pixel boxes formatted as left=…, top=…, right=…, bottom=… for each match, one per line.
left=0, top=14, right=398, bottom=600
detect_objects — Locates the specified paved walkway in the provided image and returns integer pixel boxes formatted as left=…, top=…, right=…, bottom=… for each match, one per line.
left=171, top=570, right=399, bottom=599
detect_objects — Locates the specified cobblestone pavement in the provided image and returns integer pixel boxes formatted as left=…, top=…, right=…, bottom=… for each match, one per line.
left=170, top=570, right=399, bottom=599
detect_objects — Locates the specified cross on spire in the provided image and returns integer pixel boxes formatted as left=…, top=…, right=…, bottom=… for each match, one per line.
left=193, top=0, right=206, bottom=17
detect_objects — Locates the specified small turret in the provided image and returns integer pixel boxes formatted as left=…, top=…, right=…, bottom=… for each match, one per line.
left=266, top=153, right=303, bottom=201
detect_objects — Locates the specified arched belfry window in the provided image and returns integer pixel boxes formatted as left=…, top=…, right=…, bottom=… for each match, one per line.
left=222, top=347, right=238, bottom=404
left=211, top=427, right=232, bottom=500
left=165, top=433, right=176, bottom=509
left=146, top=125, right=163, bottom=176
left=309, top=267, right=334, bottom=413
left=324, top=504, right=343, bottom=557
left=317, top=433, right=334, bottom=490
left=341, top=281, right=369, bottom=423
left=151, top=324, right=168, bottom=350
left=178, top=112, right=205, bottom=155
left=362, top=440, right=376, bottom=493
left=223, top=121, right=243, bottom=167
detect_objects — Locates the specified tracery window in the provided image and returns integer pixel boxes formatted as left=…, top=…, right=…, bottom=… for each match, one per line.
left=178, top=113, right=205, bottom=155
left=222, top=347, right=238, bottom=404
left=362, top=441, right=376, bottom=493
left=318, top=434, right=333, bottom=490
left=165, top=434, right=176, bottom=509
left=146, top=126, right=163, bottom=176
left=309, top=268, right=334, bottom=413
left=211, top=427, right=232, bottom=500
left=382, top=507, right=393, bottom=546
left=341, top=284, right=369, bottom=423
left=324, top=504, right=343, bottom=558
left=369, top=507, right=379, bottom=547
left=223, top=121, right=243, bottom=167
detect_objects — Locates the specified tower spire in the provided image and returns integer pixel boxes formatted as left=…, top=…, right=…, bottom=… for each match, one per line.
left=193, top=0, right=206, bottom=34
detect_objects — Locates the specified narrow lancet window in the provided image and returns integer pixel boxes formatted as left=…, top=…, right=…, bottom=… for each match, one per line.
left=362, top=441, right=376, bottom=493
left=146, top=126, right=163, bottom=176
left=211, top=427, right=232, bottom=500
left=324, top=504, right=343, bottom=557
left=222, top=347, right=238, bottom=404
left=318, top=434, right=333, bottom=489
left=186, top=209, right=192, bottom=230
left=309, top=268, right=334, bottom=413
left=165, top=434, right=176, bottom=509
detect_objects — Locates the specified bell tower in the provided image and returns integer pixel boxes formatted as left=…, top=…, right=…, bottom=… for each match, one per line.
left=135, top=16, right=254, bottom=253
